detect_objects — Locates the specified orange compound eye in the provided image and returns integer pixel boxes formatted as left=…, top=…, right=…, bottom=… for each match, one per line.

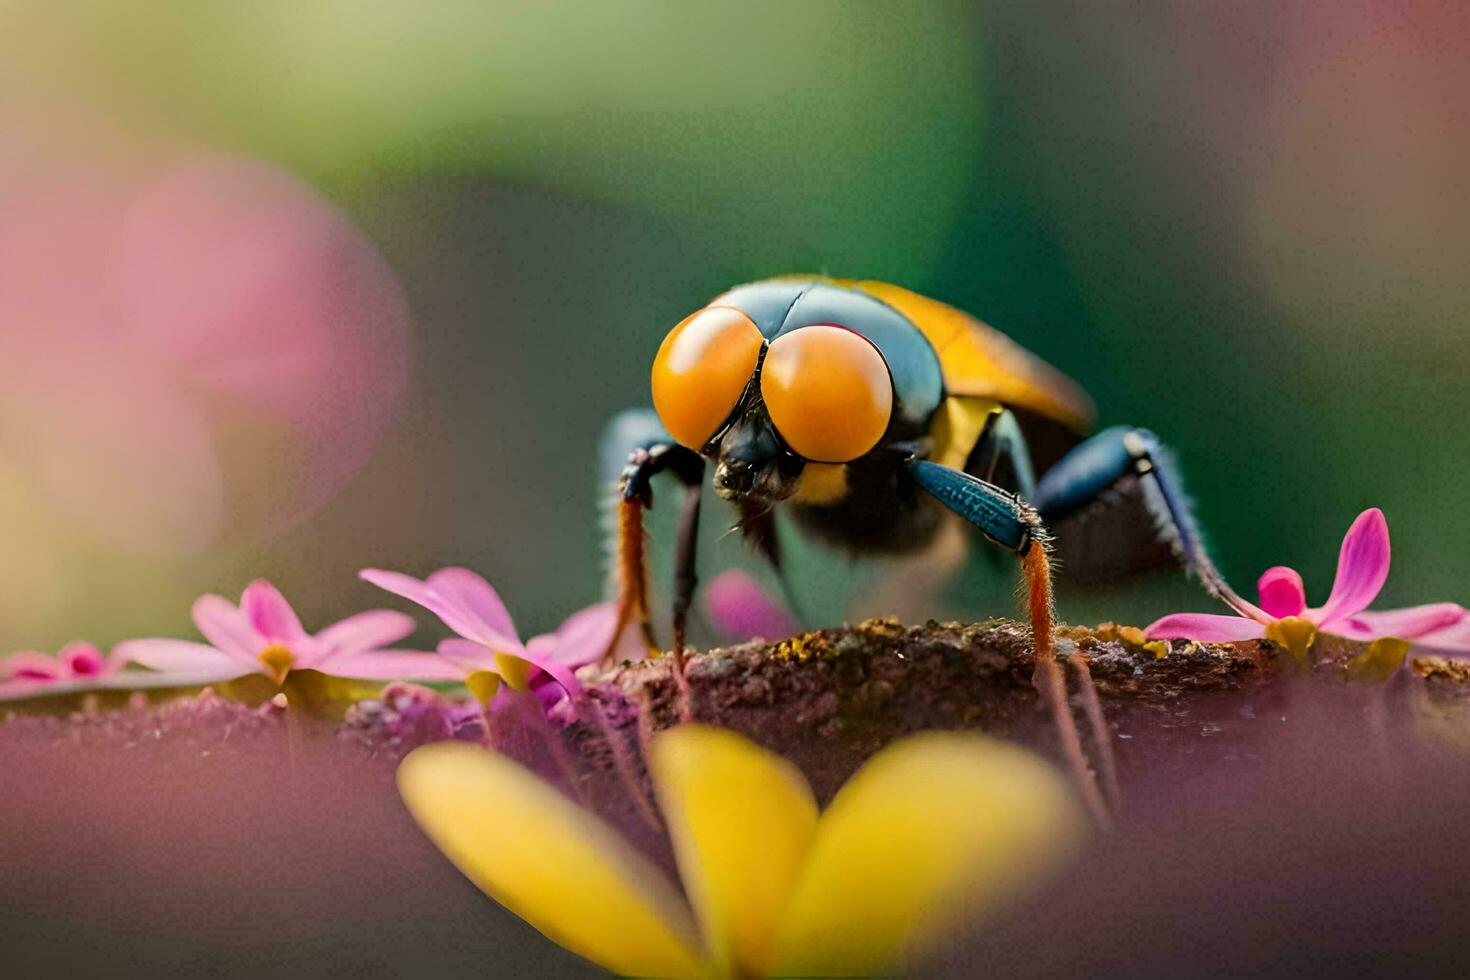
left=651, top=306, right=764, bottom=450
left=761, top=325, right=893, bottom=463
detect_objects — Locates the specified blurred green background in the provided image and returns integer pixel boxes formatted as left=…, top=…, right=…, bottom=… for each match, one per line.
left=1, top=1, right=1466, bottom=649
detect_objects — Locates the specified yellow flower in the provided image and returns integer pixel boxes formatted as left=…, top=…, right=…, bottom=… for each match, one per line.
left=397, top=725, right=1084, bottom=977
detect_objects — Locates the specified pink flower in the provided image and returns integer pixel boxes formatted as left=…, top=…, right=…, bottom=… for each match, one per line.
left=1147, top=508, right=1470, bottom=654
left=116, top=579, right=460, bottom=687
left=514, top=603, right=623, bottom=709
left=704, top=570, right=801, bottom=644
left=360, top=567, right=615, bottom=706
left=0, top=642, right=127, bottom=698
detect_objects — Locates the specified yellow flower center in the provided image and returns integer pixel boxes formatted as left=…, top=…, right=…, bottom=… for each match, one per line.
left=1264, top=616, right=1318, bottom=668
left=257, top=643, right=296, bottom=685
left=465, top=670, right=502, bottom=705
left=494, top=652, right=533, bottom=691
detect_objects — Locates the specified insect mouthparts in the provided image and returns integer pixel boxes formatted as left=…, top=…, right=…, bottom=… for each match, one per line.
left=713, top=458, right=758, bottom=500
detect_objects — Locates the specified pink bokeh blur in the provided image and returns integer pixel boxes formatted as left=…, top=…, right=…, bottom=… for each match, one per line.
left=0, top=133, right=408, bottom=557
left=1249, top=3, right=1470, bottom=349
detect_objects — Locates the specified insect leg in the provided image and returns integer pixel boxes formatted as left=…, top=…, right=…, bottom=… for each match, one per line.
left=905, top=459, right=1041, bottom=554
left=1034, top=426, right=1257, bottom=617
left=631, top=450, right=703, bottom=723
left=967, top=406, right=1038, bottom=498
left=670, top=479, right=703, bottom=656
left=598, top=410, right=704, bottom=664
left=619, top=446, right=703, bottom=647
left=904, top=459, right=1111, bottom=826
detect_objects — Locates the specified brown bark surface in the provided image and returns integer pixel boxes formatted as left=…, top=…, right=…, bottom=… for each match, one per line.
left=548, top=618, right=1470, bottom=848
left=7, top=617, right=1467, bottom=825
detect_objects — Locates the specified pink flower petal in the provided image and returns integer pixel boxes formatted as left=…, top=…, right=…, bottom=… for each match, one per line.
left=540, top=602, right=619, bottom=669
left=192, top=593, right=266, bottom=664
left=425, top=567, right=522, bottom=646
left=0, top=678, right=52, bottom=699
left=323, top=650, right=468, bottom=682
left=102, top=644, right=134, bottom=674
left=1412, top=619, right=1470, bottom=656
left=525, top=635, right=557, bottom=662
left=436, top=638, right=496, bottom=674
left=361, top=569, right=461, bottom=626
left=1145, top=613, right=1268, bottom=643
left=115, top=639, right=246, bottom=676
left=519, top=636, right=578, bottom=699
left=1341, top=603, right=1469, bottom=641
left=1256, top=567, right=1307, bottom=620
left=313, top=610, right=417, bottom=659
left=1, top=652, right=64, bottom=682
left=704, top=570, right=800, bottom=643
left=58, top=642, right=106, bottom=677
left=510, top=644, right=581, bottom=700
left=1314, top=508, right=1391, bottom=628
left=360, top=568, right=516, bottom=647
left=531, top=672, right=571, bottom=711
left=240, top=579, right=309, bottom=645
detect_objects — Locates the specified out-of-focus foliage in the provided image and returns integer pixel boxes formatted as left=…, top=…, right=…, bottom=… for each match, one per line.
left=2, top=1, right=983, bottom=280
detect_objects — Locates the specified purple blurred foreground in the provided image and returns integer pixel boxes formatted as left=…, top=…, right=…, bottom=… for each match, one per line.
left=933, top=688, right=1470, bottom=978
left=0, top=693, right=596, bottom=978
left=2, top=679, right=1468, bottom=978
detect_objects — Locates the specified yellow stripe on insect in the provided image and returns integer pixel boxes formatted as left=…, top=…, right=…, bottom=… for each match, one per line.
left=928, top=396, right=1003, bottom=472
left=790, top=463, right=849, bottom=504
left=847, top=279, right=1097, bottom=434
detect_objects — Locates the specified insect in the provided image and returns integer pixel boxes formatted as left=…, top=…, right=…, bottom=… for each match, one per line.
left=602, top=276, right=1253, bottom=818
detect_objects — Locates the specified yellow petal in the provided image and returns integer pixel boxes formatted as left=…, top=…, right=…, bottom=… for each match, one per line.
left=650, top=724, right=819, bottom=977
left=1117, top=626, right=1148, bottom=646
left=279, top=668, right=383, bottom=720
left=494, top=652, right=533, bottom=691
left=397, top=742, right=708, bottom=977
left=771, top=733, right=1085, bottom=977
left=1345, top=636, right=1410, bottom=683
left=216, top=671, right=281, bottom=706
left=465, top=669, right=502, bottom=704
left=1264, top=616, right=1318, bottom=668
left=257, top=643, right=295, bottom=684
